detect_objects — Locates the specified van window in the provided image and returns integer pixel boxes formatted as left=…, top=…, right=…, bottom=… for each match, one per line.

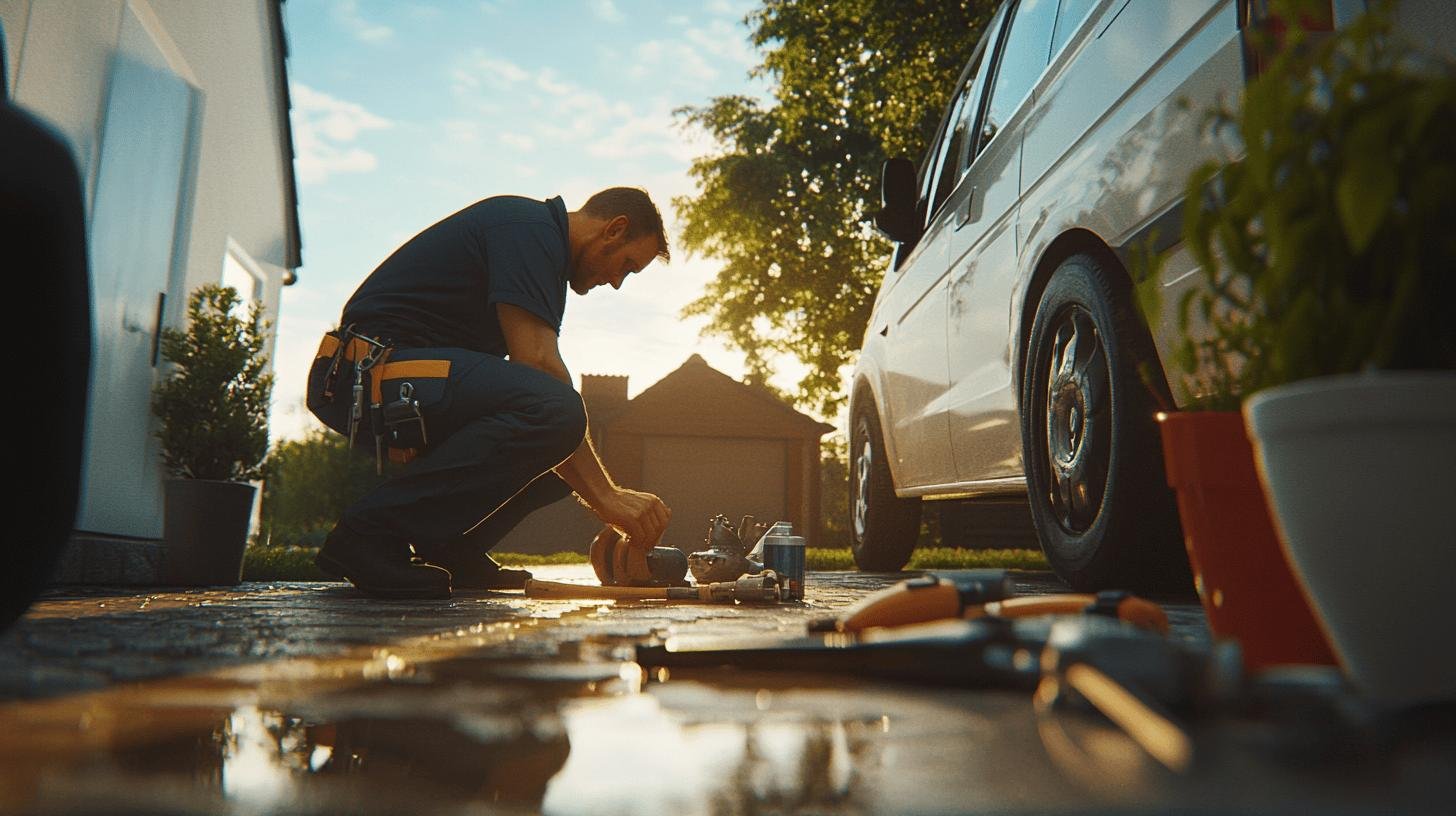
left=927, top=68, right=976, bottom=217
left=1050, top=0, right=1096, bottom=59
left=980, top=0, right=1059, bottom=154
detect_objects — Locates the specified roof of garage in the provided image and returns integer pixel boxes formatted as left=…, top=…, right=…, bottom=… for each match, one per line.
left=591, top=355, right=834, bottom=440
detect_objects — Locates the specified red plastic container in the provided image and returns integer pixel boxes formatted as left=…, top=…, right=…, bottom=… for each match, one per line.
left=1157, top=411, right=1336, bottom=670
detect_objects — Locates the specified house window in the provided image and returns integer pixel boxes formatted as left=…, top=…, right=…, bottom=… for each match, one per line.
left=222, top=241, right=262, bottom=321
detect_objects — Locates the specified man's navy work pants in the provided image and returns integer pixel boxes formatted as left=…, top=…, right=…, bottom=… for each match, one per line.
left=306, top=345, right=586, bottom=557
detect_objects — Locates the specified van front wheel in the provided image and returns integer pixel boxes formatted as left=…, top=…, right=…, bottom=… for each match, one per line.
left=1020, top=253, right=1187, bottom=590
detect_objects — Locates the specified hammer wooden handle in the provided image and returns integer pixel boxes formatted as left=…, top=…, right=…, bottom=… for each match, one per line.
left=524, top=578, right=669, bottom=601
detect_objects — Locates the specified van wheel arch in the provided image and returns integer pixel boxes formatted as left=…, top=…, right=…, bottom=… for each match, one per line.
left=1016, top=230, right=1173, bottom=410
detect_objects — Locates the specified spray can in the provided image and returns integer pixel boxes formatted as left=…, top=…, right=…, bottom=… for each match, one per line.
left=761, top=522, right=806, bottom=600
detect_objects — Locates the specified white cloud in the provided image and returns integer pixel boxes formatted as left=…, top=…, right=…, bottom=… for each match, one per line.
left=332, top=0, right=393, bottom=44
left=684, top=20, right=758, bottom=69
left=536, top=69, right=572, bottom=96
left=453, top=49, right=530, bottom=94
left=290, top=83, right=392, bottom=184
left=627, top=39, right=717, bottom=83
left=442, top=119, right=482, bottom=145
left=590, top=0, right=623, bottom=23
left=500, top=132, right=536, bottom=151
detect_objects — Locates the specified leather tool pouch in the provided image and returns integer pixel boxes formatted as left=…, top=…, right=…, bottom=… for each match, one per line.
left=307, top=329, right=452, bottom=469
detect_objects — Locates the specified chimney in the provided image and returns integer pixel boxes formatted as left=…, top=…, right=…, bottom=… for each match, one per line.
left=580, top=374, right=629, bottom=419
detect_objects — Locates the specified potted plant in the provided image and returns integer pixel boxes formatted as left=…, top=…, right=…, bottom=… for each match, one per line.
left=152, top=283, right=274, bottom=585
left=1169, top=1, right=1456, bottom=706
left=1138, top=269, right=1336, bottom=671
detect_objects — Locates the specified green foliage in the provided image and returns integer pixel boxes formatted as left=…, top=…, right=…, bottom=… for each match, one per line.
left=492, top=552, right=592, bottom=566
left=677, top=1, right=997, bottom=414
left=1161, top=1, right=1456, bottom=409
left=818, top=434, right=851, bottom=548
left=152, top=284, right=274, bottom=480
left=807, top=546, right=1048, bottom=570
left=257, top=427, right=385, bottom=549
left=242, top=544, right=329, bottom=581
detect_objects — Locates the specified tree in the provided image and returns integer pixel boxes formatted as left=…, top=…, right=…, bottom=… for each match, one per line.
left=676, top=0, right=996, bottom=414
left=258, top=428, right=385, bottom=548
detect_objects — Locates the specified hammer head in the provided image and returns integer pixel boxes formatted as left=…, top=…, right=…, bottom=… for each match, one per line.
left=590, top=527, right=689, bottom=587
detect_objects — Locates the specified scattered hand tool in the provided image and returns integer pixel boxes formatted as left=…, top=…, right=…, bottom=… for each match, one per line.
left=589, top=526, right=689, bottom=587
left=973, top=591, right=1169, bottom=635
left=812, top=570, right=1015, bottom=632
left=1034, top=615, right=1242, bottom=772
left=687, top=514, right=766, bottom=583
left=636, top=616, right=1049, bottom=688
left=525, top=570, right=783, bottom=604
left=812, top=571, right=1167, bottom=635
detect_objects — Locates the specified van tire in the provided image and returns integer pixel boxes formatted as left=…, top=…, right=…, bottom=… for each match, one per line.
left=850, top=396, right=922, bottom=571
left=1020, top=253, right=1189, bottom=591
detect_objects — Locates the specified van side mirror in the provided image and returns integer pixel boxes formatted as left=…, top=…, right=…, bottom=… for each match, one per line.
left=873, top=158, right=920, bottom=244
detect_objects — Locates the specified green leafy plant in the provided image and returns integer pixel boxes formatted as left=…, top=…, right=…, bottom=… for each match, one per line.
left=153, top=284, right=274, bottom=481
left=257, top=427, right=386, bottom=548
left=1149, top=1, right=1456, bottom=410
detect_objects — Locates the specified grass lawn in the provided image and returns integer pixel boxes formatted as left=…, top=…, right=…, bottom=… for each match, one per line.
left=243, top=545, right=1048, bottom=581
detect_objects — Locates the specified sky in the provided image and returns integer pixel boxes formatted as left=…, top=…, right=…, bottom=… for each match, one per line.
left=271, top=0, right=804, bottom=442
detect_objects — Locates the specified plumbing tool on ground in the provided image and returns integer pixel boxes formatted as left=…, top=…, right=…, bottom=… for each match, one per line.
left=524, top=570, right=783, bottom=604
left=811, top=571, right=1168, bottom=635
left=589, top=526, right=689, bottom=587
left=687, top=514, right=766, bottom=583
left=1034, top=614, right=1242, bottom=772
left=636, top=616, right=1048, bottom=688
left=809, top=570, right=1015, bottom=632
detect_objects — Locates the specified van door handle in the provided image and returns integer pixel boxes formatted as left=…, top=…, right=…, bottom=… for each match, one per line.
left=958, top=186, right=979, bottom=227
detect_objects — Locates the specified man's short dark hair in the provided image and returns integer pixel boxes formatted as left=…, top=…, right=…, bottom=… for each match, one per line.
left=581, top=187, right=670, bottom=263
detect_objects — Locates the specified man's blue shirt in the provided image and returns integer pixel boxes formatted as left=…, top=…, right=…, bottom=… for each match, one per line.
left=341, top=195, right=570, bottom=355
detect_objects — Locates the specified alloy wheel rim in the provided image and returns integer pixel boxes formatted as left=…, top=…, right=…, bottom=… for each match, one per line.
left=853, top=421, right=872, bottom=539
left=1042, top=306, right=1111, bottom=533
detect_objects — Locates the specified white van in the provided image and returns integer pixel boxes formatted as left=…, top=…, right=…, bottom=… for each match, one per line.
left=848, top=0, right=1416, bottom=588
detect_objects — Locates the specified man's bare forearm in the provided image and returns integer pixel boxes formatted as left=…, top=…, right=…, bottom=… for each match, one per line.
left=553, top=429, right=617, bottom=512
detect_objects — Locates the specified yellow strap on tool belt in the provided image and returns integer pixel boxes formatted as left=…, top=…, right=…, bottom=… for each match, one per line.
left=369, top=359, right=451, bottom=404
left=315, top=332, right=381, bottom=363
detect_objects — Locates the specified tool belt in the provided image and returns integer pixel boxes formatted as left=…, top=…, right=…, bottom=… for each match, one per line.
left=308, top=324, right=451, bottom=475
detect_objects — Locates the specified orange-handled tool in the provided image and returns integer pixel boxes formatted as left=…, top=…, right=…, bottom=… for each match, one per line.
left=968, top=592, right=1168, bottom=635
left=831, top=571, right=1168, bottom=635
left=831, top=571, right=1015, bottom=632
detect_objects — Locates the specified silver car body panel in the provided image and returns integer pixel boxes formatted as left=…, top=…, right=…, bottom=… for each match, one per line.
left=855, top=0, right=1246, bottom=497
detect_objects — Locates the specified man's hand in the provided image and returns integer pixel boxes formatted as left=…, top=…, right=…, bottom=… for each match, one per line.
left=595, top=487, right=670, bottom=548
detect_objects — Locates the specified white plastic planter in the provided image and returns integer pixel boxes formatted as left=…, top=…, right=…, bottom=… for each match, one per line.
left=1244, top=372, right=1456, bottom=708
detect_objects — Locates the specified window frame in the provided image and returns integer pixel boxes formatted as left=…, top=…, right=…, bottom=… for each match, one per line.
left=975, top=0, right=1062, bottom=159
left=918, top=2, right=1010, bottom=228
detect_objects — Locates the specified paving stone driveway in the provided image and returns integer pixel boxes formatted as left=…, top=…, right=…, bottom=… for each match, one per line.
left=0, top=568, right=1446, bottom=815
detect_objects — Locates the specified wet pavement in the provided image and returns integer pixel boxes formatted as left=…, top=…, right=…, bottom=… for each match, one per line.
left=1, top=567, right=1450, bottom=815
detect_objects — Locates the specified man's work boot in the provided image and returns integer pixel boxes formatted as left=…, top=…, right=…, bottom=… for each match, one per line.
left=416, top=548, right=532, bottom=590
left=316, top=523, right=452, bottom=599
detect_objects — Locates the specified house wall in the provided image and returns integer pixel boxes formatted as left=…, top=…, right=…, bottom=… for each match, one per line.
left=2, top=0, right=294, bottom=555
left=6, top=0, right=292, bottom=371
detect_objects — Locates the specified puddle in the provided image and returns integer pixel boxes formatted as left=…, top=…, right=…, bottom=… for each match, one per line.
left=0, top=649, right=909, bottom=815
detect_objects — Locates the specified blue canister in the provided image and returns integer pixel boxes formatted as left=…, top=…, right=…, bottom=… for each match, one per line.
left=762, top=530, right=806, bottom=600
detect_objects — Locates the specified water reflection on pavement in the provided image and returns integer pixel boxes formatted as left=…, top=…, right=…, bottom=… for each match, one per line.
left=1, top=567, right=1448, bottom=815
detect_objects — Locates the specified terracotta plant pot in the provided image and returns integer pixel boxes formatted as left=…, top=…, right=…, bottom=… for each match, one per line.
left=1156, top=411, right=1335, bottom=670
left=1245, top=372, right=1456, bottom=708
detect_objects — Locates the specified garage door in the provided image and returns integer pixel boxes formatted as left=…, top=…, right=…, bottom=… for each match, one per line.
left=642, top=436, right=787, bottom=550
